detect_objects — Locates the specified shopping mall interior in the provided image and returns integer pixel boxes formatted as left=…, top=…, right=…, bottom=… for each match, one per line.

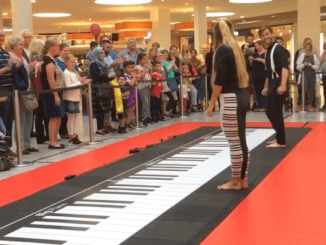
left=0, top=0, right=326, bottom=244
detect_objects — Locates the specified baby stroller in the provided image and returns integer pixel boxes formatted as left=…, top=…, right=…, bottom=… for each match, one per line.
left=0, top=136, right=12, bottom=171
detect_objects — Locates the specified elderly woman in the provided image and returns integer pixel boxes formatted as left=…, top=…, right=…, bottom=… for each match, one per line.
left=41, top=37, right=65, bottom=149
left=89, top=47, right=114, bottom=135
left=9, top=35, right=39, bottom=154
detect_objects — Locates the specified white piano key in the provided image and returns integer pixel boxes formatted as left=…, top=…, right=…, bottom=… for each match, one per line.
left=0, top=241, right=64, bottom=245
left=42, top=216, right=103, bottom=223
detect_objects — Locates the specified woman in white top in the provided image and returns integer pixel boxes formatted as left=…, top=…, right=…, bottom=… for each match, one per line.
left=9, top=35, right=39, bottom=154
left=296, top=43, right=320, bottom=111
left=63, top=54, right=91, bottom=144
left=135, top=53, right=152, bottom=126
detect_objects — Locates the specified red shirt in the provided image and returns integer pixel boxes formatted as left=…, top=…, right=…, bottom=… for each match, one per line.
left=151, top=72, right=163, bottom=98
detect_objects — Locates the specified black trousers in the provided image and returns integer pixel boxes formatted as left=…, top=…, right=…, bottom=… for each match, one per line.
left=266, top=91, right=286, bottom=145
left=35, top=96, right=49, bottom=144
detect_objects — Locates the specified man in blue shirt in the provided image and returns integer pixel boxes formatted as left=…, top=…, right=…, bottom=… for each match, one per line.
left=100, top=40, right=123, bottom=74
left=108, top=40, right=118, bottom=61
left=0, top=29, right=16, bottom=157
left=119, top=38, right=140, bottom=70
left=86, top=41, right=98, bottom=62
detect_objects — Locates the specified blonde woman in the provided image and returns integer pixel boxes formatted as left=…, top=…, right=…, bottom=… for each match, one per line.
left=207, top=19, right=250, bottom=191
left=29, top=38, right=49, bottom=144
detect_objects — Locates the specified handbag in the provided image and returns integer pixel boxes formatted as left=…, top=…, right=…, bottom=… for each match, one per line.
left=11, top=62, right=29, bottom=91
left=20, top=93, right=39, bottom=111
left=163, top=66, right=178, bottom=92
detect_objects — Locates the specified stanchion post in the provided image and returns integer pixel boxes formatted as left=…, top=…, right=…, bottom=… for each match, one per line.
left=87, top=83, right=94, bottom=143
left=204, top=74, right=208, bottom=112
left=13, top=90, right=33, bottom=167
left=301, top=71, right=305, bottom=111
left=180, top=75, right=184, bottom=117
left=135, top=86, right=140, bottom=128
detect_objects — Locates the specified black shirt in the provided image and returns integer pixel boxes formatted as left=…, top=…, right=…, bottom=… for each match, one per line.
left=241, top=43, right=256, bottom=72
left=214, top=45, right=239, bottom=93
left=40, top=55, right=56, bottom=90
left=265, top=42, right=289, bottom=90
left=251, top=52, right=266, bottom=81
left=205, top=51, right=213, bottom=75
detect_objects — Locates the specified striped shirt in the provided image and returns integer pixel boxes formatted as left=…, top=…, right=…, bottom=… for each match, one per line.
left=0, top=48, right=13, bottom=86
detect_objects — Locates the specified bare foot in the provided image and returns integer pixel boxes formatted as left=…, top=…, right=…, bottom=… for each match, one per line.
left=266, top=140, right=276, bottom=145
left=241, top=179, right=248, bottom=189
left=266, top=142, right=286, bottom=148
left=217, top=180, right=242, bottom=191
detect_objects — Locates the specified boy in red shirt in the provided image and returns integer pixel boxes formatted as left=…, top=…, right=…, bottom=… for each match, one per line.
left=151, top=62, right=163, bottom=122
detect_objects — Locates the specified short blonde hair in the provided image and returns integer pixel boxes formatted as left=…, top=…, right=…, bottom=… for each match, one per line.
left=64, top=54, right=76, bottom=62
left=29, top=38, right=45, bottom=57
left=8, top=35, right=24, bottom=50
left=19, top=29, right=32, bottom=38
left=43, top=36, right=58, bottom=55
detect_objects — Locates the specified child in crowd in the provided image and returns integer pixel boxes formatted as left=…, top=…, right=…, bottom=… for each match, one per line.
left=151, top=62, right=163, bottom=122
left=63, top=54, right=91, bottom=144
left=123, top=61, right=139, bottom=129
left=116, top=76, right=129, bottom=133
left=181, top=65, right=192, bottom=113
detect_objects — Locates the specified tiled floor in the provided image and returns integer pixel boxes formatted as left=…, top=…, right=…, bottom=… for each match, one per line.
left=1, top=109, right=325, bottom=181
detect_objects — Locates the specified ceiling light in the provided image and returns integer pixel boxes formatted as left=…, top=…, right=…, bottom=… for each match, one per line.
left=229, top=0, right=272, bottom=3
left=3, top=28, right=13, bottom=32
left=236, top=20, right=261, bottom=24
left=240, top=15, right=245, bottom=18
left=33, top=13, right=71, bottom=18
left=193, top=12, right=235, bottom=17
left=95, top=0, right=152, bottom=5
left=271, top=15, right=275, bottom=17
left=185, top=3, right=188, bottom=5
left=170, top=22, right=181, bottom=25
left=31, top=0, right=36, bottom=3
left=2, top=13, right=8, bottom=16
left=207, top=12, right=234, bottom=17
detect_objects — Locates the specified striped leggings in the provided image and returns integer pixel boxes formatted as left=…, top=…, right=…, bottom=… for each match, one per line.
left=220, top=93, right=250, bottom=180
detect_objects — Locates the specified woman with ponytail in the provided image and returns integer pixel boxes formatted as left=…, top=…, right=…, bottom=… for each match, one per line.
left=207, top=19, right=250, bottom=190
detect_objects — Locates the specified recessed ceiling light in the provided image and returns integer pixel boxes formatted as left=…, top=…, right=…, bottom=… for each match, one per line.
left=2, top=13, right=8, bottom=16
left=240, top=15, right=245, bottom=18
left=236, top=20, right=261, bottom=24
left=95, top=0, right=152, bottom=5
left=271, top=15, right=275, bottom=17
left=170, top=22, right=181, bottom=25
left=3, top=28, right=13, bottom=32
left=192, top=12, right=235, bottom=17
left=229, top=0, right=272, bottom=3
left=31, top=0, right=36, bottom=3
left=89, top=18, right=92, bottom=21
left=185, top=3, right=188, bottom=5
left=33, top=13, right=71, bottom=18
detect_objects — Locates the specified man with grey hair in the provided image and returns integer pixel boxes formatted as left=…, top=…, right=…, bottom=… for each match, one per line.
left=0, top=29, right=17, bottom=157
left=19, top=29, right=33, bottom=63
left=119, top=38, right=139, bottom=70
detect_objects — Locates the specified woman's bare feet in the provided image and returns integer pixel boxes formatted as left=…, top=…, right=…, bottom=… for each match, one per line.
left=241, top=179, right=248, bottom=189
left=217, top=177, right=242, bottom=190
left=266, top=142, right=286, bottom=148
left=266, top=140, right=276, bottom=145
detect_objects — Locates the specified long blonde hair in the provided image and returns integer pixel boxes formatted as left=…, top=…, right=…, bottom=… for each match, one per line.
left=213, top=19, right=248, bottom=88
left=29, top=38, right=45, bottom=58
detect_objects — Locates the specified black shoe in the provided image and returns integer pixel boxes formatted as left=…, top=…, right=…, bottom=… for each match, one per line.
left=147, top=118, right=153, bottom=124
left=153, top=119, right=159, bottom=123
left=112, top=117, right=119, bottom=122
left=118, top=127, right=127, bottom=134
left=142, top=120, right=148, bottom=127
left=60, top=134, right=70, bottom=140
left=69, top=137, right=83, bottom=145
left=159, top=116, right=165, bottom=121
left=22, top=149, right=30, bottom=155
left=30, top=131, right=36, bottom=138
left=251, top=103, right=258, bottom=111
left=26, top=147, right=39, bottom=152
left=49, top=144, right=65, bottom=149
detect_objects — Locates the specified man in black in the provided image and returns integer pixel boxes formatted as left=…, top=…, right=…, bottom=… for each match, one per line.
left=259, top=27, right=289, bottom=148
left=205, top=43, right=214, bottom=101
left=242, top=33, right=257, bottom=110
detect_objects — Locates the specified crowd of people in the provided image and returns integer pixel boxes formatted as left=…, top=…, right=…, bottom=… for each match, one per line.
left=242, top=32, right=326, bottom=113
left=0, top=29, right=211, bottom=159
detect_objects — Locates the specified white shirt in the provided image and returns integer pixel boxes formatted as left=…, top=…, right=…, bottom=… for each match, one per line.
left=63, top=70, right=82, bottom=102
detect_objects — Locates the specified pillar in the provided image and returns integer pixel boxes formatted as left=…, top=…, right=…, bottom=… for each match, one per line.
left=150, top=8, right=171, bottom=50
left=194, top=0, right=207, bottom=55
left=297, top=0, right=320, bottom=54
left=10, top=0, right=33, bottom=35
left=0, top=10, right=3, bottom=29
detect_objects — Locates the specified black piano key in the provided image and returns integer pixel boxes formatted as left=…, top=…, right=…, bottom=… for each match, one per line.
left=81, top=199, right=134, bottom=205
left=0, top=237, right=66, bottom=244
left=99, top=191, right=149, bottom=195
left=134, top=174, right=179, bottom=178
left=38, top=219, right=98, bottom=225
left=113, top=184, right=161, bottom=188
left=44, top=213, right=109, bottom=219
left=150, top=165, right=193, bottom=169
left=27, top=224, right=89, bottom=231
left=71, top=203, right=126, bottom=208
left=146, top=168, right=189, bottom=172
left=127, top=177, right=174, bottom=181
left=106, top=187, right=156, bottom=192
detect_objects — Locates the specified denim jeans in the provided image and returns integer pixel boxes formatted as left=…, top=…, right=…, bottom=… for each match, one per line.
left=17, top=106, right=33, bottom=150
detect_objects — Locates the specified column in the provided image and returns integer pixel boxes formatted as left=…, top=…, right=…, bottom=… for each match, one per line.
left=0, top=10, right=3, bottom=29
left=194, top=0, right=207, bottom=55
left=297, top=0, right=320, bottom=54
left=10, top=0, right=33, bottom=35
left=150, top=8, right=171, bottom=49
